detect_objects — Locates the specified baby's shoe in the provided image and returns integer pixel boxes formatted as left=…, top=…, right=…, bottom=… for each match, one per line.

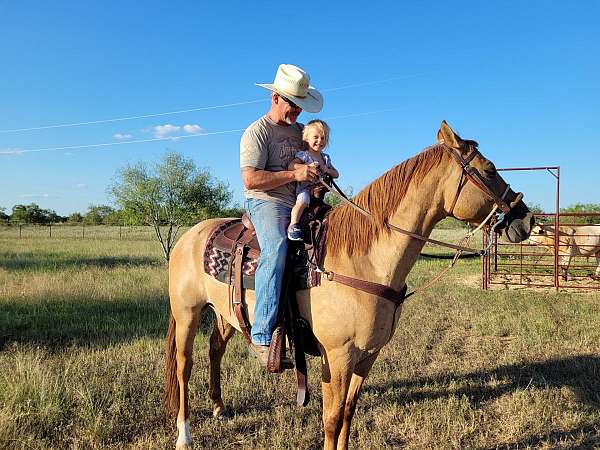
left=287, top=224, right=303, bottom=241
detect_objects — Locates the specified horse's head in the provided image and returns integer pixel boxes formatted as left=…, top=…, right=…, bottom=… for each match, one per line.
left=437, top=121, right=534, bottom=243
left=527, top=223, right=552, bottom=246
left=531, top=224, right=546, bottom=236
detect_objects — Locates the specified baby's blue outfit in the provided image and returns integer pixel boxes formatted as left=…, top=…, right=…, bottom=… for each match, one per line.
left=294, top=150, right=334, bottom=205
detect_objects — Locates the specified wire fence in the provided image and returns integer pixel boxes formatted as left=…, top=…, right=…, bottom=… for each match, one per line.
left=2, top=221, right=470, bottom=245
left=0, top=224, right=192, bottom=241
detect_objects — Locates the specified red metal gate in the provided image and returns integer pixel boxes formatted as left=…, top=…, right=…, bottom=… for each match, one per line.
left=482, top=166, right=600, bottom=291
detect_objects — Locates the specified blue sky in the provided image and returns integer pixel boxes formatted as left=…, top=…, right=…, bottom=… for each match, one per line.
left=1, top=1, right=598, bottom=216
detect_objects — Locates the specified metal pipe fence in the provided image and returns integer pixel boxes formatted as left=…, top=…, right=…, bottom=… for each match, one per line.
left=483, top=212, right=600, bottom=291
left=481, top=165, right=600, bottom=291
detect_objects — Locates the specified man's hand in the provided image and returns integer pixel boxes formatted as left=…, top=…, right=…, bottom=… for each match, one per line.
left=293, top=163, right=319, bottom=183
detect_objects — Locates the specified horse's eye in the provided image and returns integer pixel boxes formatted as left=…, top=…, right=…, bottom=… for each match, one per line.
left=484, top=163, right=496, bottom=177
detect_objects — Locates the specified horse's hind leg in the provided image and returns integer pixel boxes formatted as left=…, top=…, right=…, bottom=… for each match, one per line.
left=208, top=310, right=235, bottom=419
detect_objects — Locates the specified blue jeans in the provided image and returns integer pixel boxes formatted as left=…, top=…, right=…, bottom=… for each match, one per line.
left=245, top=198, right=291, bottom=345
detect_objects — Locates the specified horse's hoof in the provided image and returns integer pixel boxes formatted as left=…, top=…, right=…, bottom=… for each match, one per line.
left=176, top=419, right=192, bottom=449
left=213, top=406, right=233, bottom=420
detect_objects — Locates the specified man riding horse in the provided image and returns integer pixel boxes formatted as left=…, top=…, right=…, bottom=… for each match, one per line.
left=240, top=64, right=323, bottom=368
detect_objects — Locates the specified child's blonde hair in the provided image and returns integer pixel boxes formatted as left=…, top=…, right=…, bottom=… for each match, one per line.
left=302, top=119, right=330, bottom=148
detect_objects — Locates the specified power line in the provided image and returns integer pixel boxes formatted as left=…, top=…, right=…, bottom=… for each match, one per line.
left=0, top=106, right=410, bottom=155
left=324, top=108, right=404, bottom=121
left=0, top=129, right=246, bottom=155
left=321, top=74, right=423, bottom=93
left=0, top=100, right=264, bottom=134
left=0, top=74, right=423, bottom=134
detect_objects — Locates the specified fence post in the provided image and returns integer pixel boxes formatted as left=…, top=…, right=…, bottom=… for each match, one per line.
left=82, top=224, right=85, bottom=239
left=19, top=224, right=22, bottom=239
left=119, top=225, right=122, bottom=240
left=482, top=229, right=487, bottom=289
left=49, top=224, right=52, bottom=238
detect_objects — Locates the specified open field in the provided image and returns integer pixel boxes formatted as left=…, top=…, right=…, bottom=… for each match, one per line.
left=0, top=224, right=192, bottom=241
left=1, top=230, right=600, bottom=449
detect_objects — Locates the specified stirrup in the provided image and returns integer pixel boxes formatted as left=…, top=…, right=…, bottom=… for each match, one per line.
left=267, top=325, right=294, bottom=373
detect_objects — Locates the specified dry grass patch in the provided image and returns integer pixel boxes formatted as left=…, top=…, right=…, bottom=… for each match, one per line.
left=1, top=236, right=599, bottom=449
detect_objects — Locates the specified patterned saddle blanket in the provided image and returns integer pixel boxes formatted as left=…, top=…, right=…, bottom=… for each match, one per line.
left=203, top=218, right=260, bottom=289
left=203, top=210, right=329, bottom=291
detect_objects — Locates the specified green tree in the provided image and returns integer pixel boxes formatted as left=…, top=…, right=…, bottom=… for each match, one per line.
left=103, top=209, right=127, bottom=226
left=325, top=185, right=354, bottom=208
left=68, top=212, right=84, bottom=223
left=110, top=152, right=233, bottom=262
left=526, top=202, right=544, bottom=214
left=219, top=204, right=245, bottom=218
left=10, top=203, right=61, bottom=224
left=560, top=203, right=600, bottom=224
left=84, top=204, right=115, bottom=225
left=47, top=211, right=65, bottom=223
left=0, top=207, right=8, bottom=223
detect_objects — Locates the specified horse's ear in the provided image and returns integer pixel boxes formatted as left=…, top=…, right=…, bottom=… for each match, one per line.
left=437, top=120, right=462, bottom=149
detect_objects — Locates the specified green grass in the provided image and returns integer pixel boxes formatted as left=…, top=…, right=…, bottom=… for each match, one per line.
left=1, top=231, right=599, bottom=449
left=0, top=224, right=191, bottom=241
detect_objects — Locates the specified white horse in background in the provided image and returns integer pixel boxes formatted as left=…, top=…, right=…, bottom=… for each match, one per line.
left=529, top=224, right=600, bottom=280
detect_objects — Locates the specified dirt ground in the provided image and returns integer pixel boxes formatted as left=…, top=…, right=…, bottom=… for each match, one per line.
left=488, top=272, right=600, bottom=292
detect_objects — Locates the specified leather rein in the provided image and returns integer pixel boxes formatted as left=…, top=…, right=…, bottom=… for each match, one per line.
left=313, top=142, right=523, bottom=306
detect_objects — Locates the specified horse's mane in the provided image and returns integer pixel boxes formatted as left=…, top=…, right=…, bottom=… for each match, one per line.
left=326, top=144, right=448, bottom=256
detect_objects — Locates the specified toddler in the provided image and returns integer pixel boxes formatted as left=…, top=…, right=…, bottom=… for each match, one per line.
left=287, top=119, right=339, bottom=241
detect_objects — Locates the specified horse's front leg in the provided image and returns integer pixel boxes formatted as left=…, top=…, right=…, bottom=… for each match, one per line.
left=321, top=347, right=354, bottom=450
left=337, top=351, right=380, bottom=450
left=560, top=254, right=570, bottom=281
left=592, top=252, right=600, bottom=280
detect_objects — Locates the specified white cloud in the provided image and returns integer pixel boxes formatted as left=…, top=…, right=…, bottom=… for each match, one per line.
left=113, top=133, right=132, bottom=140
left=74, top=183, right=87, bottom=189
left=183, top=124, right=204, bottom=134
left=19, top=193, right=52, bottom=199
left=153, top=124, right=181, bottom=138
left=0, top=147, right=24, bottom=155
left=149, top=123, right=205, bottom=139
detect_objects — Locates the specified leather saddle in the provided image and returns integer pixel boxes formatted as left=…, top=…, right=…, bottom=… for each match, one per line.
left=202, top=193, right=330, bottom=404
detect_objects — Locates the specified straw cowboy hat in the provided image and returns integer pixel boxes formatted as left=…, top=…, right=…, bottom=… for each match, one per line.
left=256, top=64, right=323, bottom=113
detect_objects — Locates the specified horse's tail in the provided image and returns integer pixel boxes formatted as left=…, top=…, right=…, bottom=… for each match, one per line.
left=164, top=312, right=179, bottom=415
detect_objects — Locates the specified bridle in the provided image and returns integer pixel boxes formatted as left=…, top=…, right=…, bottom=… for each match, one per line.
left=313, top=142, right=526, bottom=305
left=445, top=141, right=523, bottom=221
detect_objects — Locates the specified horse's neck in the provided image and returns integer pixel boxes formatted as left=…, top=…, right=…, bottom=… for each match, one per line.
left=333, top=175, right=449, bottom=291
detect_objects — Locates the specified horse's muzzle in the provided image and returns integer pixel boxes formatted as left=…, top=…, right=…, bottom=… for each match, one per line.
left=504, top=211, right=535, bottom=243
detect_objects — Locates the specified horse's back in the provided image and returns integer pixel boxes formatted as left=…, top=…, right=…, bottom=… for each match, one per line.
left=572, top=225, right=600, bottom=255
left=169, top=218, right=236, bottom=311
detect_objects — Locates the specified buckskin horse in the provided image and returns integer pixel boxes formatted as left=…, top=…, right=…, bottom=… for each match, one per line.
left=164, top=121, right=534, bottom=449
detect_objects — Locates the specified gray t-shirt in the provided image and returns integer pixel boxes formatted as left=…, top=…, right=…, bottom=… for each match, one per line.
left=240, top=115, right=303, bottom=207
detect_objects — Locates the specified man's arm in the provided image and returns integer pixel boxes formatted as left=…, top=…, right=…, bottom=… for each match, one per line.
left=241, top=165, right=319, bottom=191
